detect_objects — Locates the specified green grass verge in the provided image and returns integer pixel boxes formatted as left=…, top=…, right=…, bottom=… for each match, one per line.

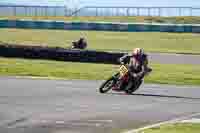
left=0, top=28, right=200, bottom=54
left=141, top=123, right=200, bottom=133
left=0, top=57, right=200, bottom=86
left=1, top=16, right=200, bottom=24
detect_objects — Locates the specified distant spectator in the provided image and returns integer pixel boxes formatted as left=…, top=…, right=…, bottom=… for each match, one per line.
left=71, top=37, right=87, bottom=49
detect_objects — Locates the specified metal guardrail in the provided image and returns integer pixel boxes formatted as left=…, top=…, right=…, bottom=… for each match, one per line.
left=0, top=5, right=200, bottom=17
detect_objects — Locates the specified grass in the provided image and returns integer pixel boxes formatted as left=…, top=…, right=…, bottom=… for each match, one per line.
left=1, top=16, right=200, bottom=24
left=141, top=123, right=200, bottom=133
left=0, top=28, right=200, bottom=54
left=0, top=57, right=200, bottom=86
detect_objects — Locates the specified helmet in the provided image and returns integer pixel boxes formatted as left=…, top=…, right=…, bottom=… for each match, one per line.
left=80, top=37, right=84, bottom=41
left=132, top=48, right=144, bottom=56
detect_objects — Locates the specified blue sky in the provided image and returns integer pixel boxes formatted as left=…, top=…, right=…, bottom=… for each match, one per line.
left=1, top=0, right=200, bottom=7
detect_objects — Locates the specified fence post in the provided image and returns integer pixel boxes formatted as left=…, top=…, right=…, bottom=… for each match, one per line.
left=179, top=8, right=182, bottom=16
left=148, top=7, right=151, bottom=16
left=158, top=8, right=161, bottom=16
left=127, top=8, right=130, bottom=16
left=96, top=8, right=98, bottom=16
left=45, top=7, right=48, bottom=16
left=137, top=7, right=140, bottom=16
left=13, top=6, right=17, bottom=16
left=190, top=8, right=193, bottom=16
left=64, top=6, right=68, bottom=16
left=54, top=7, right=57, bottom=16
left=25, top=6, right=28, bottom=16
left=35, top=7, right=37, bottom=16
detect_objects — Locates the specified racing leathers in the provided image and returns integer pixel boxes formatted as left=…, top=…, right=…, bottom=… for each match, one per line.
left=119, top=53, right=151, bottom=90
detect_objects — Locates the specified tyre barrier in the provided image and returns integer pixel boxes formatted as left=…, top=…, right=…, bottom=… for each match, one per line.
left=1, top=19, right=200, bottom=33
left=0, top=44, right=125, bottom=64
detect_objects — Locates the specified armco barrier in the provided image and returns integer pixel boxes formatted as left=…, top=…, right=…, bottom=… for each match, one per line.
left=0, top=19, right=200, bottom=33
left=0, top=44, right=125, bottom=64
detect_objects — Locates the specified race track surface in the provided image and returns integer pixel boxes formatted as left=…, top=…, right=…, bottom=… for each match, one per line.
left=0, top=77, right=200, bottom=133
left=149, top=53, right=200, bottom=65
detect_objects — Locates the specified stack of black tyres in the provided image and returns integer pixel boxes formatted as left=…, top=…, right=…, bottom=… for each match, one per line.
left=0, top=44, right=125, bottom=64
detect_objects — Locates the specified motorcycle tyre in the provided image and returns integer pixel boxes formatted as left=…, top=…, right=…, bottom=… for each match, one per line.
left=99, top=77, right=116, bottom=93
left=125, top=79, right=142, bottom=94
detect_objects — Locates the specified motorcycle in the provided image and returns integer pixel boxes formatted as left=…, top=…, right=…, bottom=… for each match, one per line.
left=70, top=41, right=87, bottom=50
left=99, top=64, right=152, bottom=94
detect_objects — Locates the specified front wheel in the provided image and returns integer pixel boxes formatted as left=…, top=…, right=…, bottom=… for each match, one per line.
left=99, top=77, right=116, bottom=93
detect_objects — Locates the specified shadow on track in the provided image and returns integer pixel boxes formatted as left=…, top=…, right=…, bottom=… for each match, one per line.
left=108, top=92, right=200, bottom=100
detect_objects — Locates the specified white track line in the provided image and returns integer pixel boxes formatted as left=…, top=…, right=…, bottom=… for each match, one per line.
left=13, top=76, right=66, bottom=80
left=123, top=112, right=200, bottom=133
left=87, top=120, right=113, bottom=123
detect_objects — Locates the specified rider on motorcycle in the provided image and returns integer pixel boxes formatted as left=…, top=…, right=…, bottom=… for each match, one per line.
left=71, top=37, right=87, bottom=49
left=119, top=48, right=151, bottom=90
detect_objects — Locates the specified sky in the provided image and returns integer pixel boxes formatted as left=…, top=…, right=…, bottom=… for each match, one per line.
left=1, top=0, right=200, bottom=7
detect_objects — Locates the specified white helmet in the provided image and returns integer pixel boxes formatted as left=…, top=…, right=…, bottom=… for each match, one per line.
left=132, top=48, right=144, bottom=56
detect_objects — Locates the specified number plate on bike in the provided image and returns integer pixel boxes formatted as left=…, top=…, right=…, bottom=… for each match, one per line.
left=119, top=65, right=128, bottom=76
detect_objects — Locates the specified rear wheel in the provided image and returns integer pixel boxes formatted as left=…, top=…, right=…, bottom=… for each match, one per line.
left=99, top=77, right=116, bottom=93
left=125, top=79, right=143, bottom=94
left=125, top=81, right=134, bottom=94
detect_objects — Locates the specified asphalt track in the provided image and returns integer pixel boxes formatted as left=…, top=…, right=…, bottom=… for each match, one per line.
left=0, top=77, right=200, bottom=133
left=148, top=53, right=200, bottom=65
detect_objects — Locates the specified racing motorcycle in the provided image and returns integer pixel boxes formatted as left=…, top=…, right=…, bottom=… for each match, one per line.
left=99, top=64, right=151, bottom=94
left=70, top=41, right=87, bottom=50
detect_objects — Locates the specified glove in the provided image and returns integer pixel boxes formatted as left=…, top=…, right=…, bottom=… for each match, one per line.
left=120, top=62, right=125, bottom=65
left=132, top=73, right=138, bottom=78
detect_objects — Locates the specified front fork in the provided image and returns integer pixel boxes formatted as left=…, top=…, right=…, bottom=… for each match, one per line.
left=113, top=72, right=130, bottom=90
